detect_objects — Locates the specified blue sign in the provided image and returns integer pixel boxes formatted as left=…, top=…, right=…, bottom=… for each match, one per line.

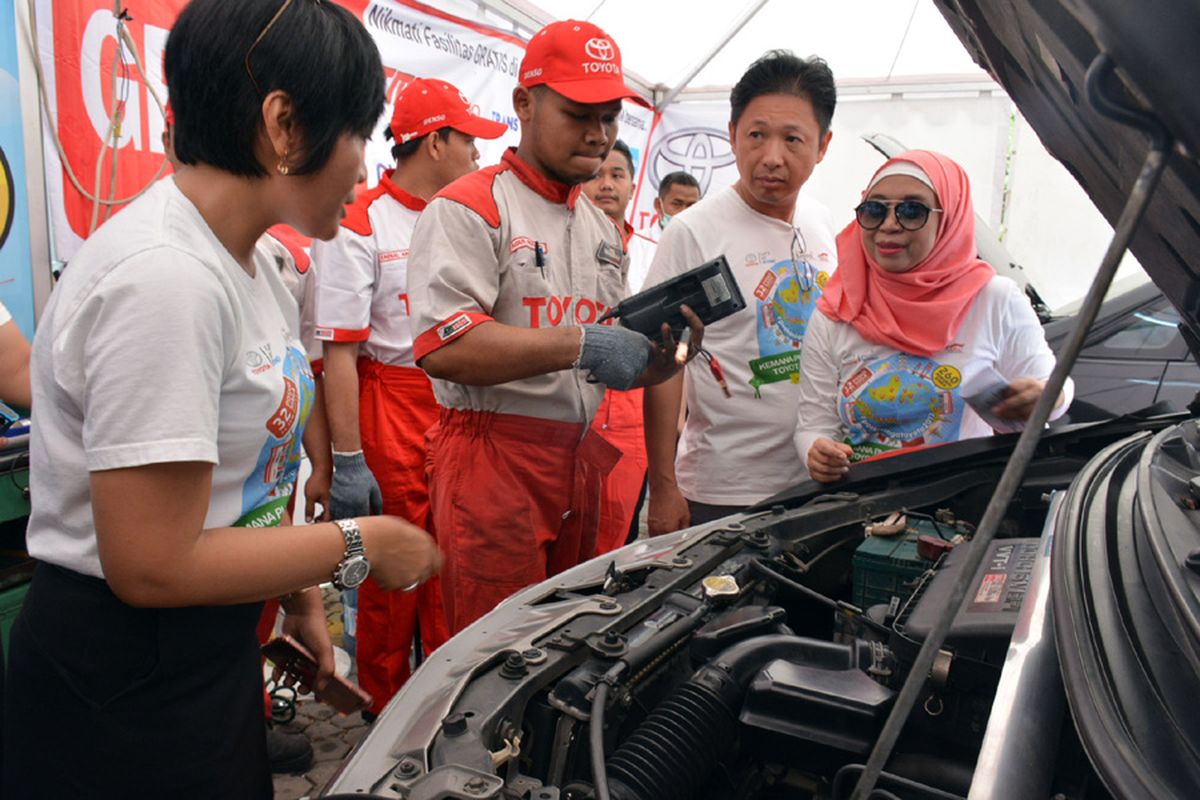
left=0, top=2, right=36, bottom=340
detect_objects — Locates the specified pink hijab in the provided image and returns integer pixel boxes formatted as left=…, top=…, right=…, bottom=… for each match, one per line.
left=816, top=150, right=994, bottom=357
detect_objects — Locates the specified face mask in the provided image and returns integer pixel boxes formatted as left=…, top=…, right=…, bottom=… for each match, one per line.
left=658, top=212, right=672, bottom=229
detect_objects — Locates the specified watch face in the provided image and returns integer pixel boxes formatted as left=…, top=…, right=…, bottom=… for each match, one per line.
left=340, top=557, right=370, bottom=589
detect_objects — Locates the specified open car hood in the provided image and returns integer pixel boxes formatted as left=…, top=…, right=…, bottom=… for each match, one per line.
left=931, top=0, right=1200, bottom=358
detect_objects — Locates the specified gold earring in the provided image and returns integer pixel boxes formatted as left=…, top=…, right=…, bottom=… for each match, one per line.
left=277, top=150, right=290, bottom=176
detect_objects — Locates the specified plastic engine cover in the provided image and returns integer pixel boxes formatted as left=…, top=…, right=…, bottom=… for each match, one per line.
left=739, top=657, right=895, bottom=755
left=900, top=537, right=1040, bottom=666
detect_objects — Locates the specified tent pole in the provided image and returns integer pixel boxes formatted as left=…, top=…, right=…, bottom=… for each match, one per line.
left=657, top=0, right=772, bottom=110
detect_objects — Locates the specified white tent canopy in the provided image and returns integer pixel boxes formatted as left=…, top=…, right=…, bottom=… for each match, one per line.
left=15, top=0, right=1145, bottom=313
left=449, top=0, right=988, bottom=98
left=433, top=0, right=1145, bottom=309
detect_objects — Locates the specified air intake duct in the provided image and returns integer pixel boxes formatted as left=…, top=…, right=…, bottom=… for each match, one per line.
left=605, top=635, right=880, bottom=800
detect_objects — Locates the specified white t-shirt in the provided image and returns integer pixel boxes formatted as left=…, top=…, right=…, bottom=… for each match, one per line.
left=626, top=229, right=658, bottom=294
left=644, top=186, right=837, bottom=505
left=311, top=172, right=424, bottom=367
left=27, top=178, right=315, bottom=578
left=0, top=300, right=11, bottom=327
left=794, top=275, right=1072, bottom=473
left=257, top=230, right=319, bottom=362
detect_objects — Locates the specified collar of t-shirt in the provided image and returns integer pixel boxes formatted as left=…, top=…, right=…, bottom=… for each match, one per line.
left=379, top=169, right=427, bottom=212
left=501, top=148, right=583, bottom=210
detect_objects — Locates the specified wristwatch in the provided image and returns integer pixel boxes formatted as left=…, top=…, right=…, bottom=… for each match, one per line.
left=331, top=518, right=370, bottom=590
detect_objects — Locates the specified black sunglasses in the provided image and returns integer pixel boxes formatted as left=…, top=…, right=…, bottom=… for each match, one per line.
left=854, top=199, right=943, bottom=231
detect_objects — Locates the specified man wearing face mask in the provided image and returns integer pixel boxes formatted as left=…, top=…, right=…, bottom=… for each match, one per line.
left=622, top=171, right=702, bottom=299
left=408, top=21, right=704, bottom=632
left=312, top=78, right=507, bottom=713
left=655, top=171, right=702, bottom=231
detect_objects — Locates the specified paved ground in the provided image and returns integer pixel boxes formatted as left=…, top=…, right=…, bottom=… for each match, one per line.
left=271, top=701, right=370, bottom=799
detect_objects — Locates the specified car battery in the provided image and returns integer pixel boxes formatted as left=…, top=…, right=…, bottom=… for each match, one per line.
left=898, top=537, right=1040, bottom=667
left=850, top=519, right=942, bottom=609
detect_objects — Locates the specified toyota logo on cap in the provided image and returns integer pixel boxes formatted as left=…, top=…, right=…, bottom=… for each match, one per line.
left=584, top=37, right=616, bottom=62
left=649, top=127, right=737, bottom=194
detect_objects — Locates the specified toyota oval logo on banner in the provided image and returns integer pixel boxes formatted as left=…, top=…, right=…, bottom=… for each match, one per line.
left=648, top=127, right=737, bottom=195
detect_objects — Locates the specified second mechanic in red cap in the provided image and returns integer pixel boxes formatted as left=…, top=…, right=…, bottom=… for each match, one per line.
left=409, top=20, right=705, bottom=633
left=311, top=78, right=507, bottom=714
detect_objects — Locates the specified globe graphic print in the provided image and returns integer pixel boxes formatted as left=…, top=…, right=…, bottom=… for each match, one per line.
left=769, top=266, right=818, bottom=341
left=853, top=371, right=941, bottom=441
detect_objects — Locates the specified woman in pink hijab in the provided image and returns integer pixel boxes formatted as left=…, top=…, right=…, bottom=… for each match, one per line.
left=795, top=150, right=1071, bottom=483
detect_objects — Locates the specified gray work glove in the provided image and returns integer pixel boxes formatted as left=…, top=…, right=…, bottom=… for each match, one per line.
left=576, top=324, right=654, bottom=391
left=329, top=451, right=382, bottom=519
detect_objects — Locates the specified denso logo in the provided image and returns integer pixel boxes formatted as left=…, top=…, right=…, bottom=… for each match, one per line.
left=649, top=127, right=737, bottom=195
left=523, top=296, right=615, bottom=327
left=584, top=38, right=615, bottom=62
left=422, top=114, right=446, bottom=126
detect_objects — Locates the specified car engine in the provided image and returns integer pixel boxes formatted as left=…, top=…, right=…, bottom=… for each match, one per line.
left=335, top=446, right=1102, bottom=800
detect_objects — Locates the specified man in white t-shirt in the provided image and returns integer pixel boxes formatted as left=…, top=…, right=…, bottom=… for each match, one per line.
left=311, top=78, right=506, bottom=715
left=643, top=50, right=838, bottom=534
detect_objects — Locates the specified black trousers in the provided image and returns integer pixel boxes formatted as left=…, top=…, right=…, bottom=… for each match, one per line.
left=686, top=499, right=745, bottom=527
left=2, top=562, right=270, bottom=799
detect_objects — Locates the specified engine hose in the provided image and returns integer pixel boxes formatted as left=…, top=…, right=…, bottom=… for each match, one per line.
left=605, top=666, right=740, bottom=800
left=603, top=635, right=868, bottom=800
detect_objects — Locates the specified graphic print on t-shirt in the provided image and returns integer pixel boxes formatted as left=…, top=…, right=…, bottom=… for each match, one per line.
left=749, top=255, right=828, bottom=395
left=838, top=354, right=964, bottom=461
left=236, top=344, right=315, bottom=528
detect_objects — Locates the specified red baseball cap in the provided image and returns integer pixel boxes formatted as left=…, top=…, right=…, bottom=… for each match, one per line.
left=519, top=20, right=650, bottom=108
left=387, top=78, right=509, bottom=144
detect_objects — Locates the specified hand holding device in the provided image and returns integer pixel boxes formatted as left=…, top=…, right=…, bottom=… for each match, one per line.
left=262, top=635, right=372, bottom=715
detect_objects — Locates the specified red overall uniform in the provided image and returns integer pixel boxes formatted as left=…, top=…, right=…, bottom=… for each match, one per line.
left=311, top=174, right=450, bottom=715
left=410, top=149, right=628, bottom=632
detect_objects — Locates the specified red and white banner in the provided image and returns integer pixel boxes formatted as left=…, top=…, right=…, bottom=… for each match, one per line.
left=34, top=0, right=534, bottom=261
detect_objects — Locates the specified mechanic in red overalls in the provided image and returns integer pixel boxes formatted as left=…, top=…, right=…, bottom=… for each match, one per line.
left=580, top=140, right=649, bottom=554
left=408, top=20, right=704, bottom=634
left=312, top=78, right=507, bottom=715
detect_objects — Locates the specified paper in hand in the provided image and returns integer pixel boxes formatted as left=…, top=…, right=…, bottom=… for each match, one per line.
left=962, top=366, right=1025, bottom=434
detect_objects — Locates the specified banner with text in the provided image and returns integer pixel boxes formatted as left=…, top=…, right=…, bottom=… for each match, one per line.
left=34, top=0, right=533, bottom=261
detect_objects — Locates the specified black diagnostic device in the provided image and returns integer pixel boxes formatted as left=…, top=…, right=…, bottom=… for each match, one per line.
left=600, top=254, right=745, bottom=337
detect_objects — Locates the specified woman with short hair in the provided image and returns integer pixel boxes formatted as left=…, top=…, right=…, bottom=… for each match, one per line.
left=2, top=1, right=440, bottom=796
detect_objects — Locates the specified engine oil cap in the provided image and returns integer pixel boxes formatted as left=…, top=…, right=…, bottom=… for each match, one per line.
left=703, top=575, right=740, bottom=598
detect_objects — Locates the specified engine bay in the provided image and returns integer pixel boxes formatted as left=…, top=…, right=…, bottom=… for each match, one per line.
left=353, top=457, right=1108, bottom=800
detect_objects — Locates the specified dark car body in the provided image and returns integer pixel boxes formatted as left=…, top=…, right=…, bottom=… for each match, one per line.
left=323, top=2, right=1200, bottom=798
left=1046, top=282, right=1200, bottom=420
